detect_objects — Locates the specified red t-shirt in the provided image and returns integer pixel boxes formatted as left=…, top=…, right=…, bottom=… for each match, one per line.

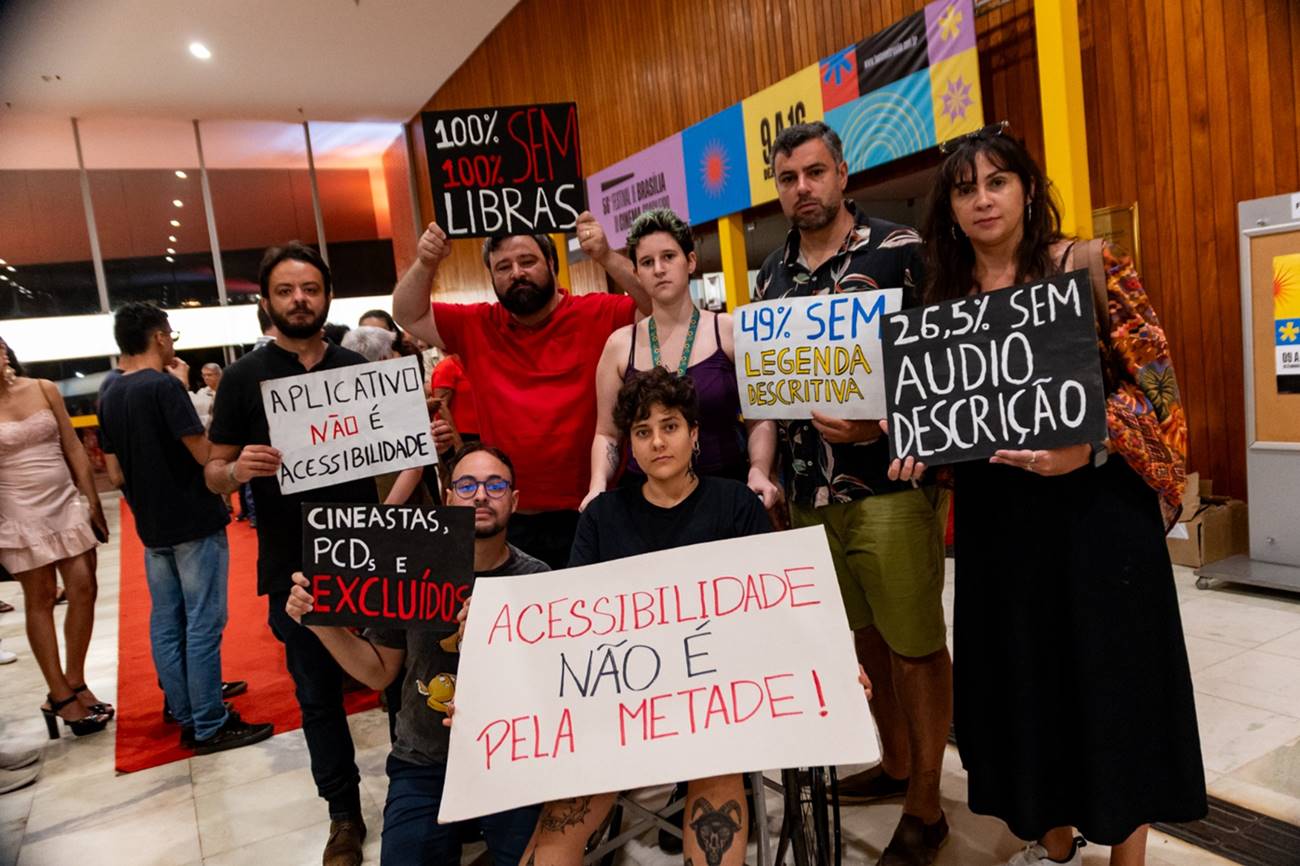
left=433, top=290, right=637, bottom=512
left=431, top=355, right=478, bottom=435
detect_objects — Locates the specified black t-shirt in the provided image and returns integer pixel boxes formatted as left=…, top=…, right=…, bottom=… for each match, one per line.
left=570, top=476, right=772, bottom=567
left=366, top=545, right=549, bottom=766
left=208, top=341, right=378, bottom=595
left=99, top=369, right=230, bottom=548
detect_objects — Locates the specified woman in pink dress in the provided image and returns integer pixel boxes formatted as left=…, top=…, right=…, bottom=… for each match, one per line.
left=0, top=337, right=113, bottom=737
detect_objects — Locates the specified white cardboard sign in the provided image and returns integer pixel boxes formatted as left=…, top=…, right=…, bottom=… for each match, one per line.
left=439, top=526, right=878, bottom=823
left=735, top=290, right=902, bottom=419
left=261, top=355, right=434, bottom=495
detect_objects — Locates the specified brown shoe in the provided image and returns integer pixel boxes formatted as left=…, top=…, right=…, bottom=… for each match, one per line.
left=878, top=812, right=948, bottom=866
left=322, top=818, right=366, bottom=866
left=837, top=765, right=909, bottom=803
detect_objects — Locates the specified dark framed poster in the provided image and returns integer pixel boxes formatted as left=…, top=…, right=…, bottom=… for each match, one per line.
left=421, top=103, right=586, bottom=238
left=882, top=269, right=1107, bottom=465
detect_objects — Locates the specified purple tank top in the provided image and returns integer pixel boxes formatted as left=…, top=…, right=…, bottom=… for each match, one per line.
left=623, top=313, right=747, bottom=480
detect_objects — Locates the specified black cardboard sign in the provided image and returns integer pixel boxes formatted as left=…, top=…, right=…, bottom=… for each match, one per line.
left=882, top=268, right=1107, bottom=466
left=300, top=504, right=474, bottom=632
left=421, top=102, right=586, bottom=238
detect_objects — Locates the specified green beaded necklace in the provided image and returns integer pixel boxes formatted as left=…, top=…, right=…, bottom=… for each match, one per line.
left=648, top=307, right=701, bottom=376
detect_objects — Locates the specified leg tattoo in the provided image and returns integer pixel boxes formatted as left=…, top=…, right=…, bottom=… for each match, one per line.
left=689, top=798, right=742, bottom=866
left=540, top=796, right=594, bottom=834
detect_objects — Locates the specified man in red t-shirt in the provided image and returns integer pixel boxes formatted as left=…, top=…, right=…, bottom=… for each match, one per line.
left=392, top=215, right=649, bottom=567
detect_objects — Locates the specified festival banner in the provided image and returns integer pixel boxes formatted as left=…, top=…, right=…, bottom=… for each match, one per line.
left=420, top=102, right=585, bottom=238
left=681, top=104, right=752, bottom=225
left=261, top=355, right=435, bottom=494
left=439, top=527, right=877, bottom=823
left=1275, top=253, right=1300, bottom=393
left=586, top=134, right=691, bottom=251
left=735, top=290, right=902, bottom=419
left=300, top=503, right=474, bottom=632
left=882, top=270, right=1107, bottom=465
left=741, top=63, right=825, bottom=206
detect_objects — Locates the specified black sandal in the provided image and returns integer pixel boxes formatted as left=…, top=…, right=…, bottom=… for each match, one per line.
left=70, top=683, right=115, bottom=719
left=41, top=694, right=109, bottom=739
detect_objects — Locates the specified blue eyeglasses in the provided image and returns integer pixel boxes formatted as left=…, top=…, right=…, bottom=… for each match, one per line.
left=450, top=475, right=512, bottom=500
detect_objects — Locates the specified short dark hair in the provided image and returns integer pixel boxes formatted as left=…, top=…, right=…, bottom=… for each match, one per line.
left=1, top=338, right=23, bottom=377
left=359, top=309, right=399, bottom=333
left=627, top=208, right=694, bottom=265
left=448, top=442, right=516, bottom=486
left=113, top=302, right=170, bottom=355
left=322, top=323, right=351, bottom=345
left=480, top=234, right=559, bottom=275
left=613, top=367, right=699, bottom=437
left=258, top=241, right=331, bottom=298
left=770, top=121, right=845, bottom=174
left=256, top=303, right=272, bottom=334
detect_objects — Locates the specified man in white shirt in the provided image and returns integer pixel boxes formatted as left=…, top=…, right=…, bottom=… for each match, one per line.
left=190, top=363, right=221, bottom=429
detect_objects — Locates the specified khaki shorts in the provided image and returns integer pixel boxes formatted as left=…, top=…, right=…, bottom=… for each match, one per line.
left=792, top=486, right=950, bottom=658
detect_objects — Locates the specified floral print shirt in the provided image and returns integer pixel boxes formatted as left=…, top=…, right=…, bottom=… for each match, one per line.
left=755, top=202, right=926, bottom=507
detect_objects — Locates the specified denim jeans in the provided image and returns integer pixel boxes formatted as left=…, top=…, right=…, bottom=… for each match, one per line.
left=267, top=591, right=362, bottom=818
left=144, top=529, right=230, bottom=741
left=381, top=755, right=540, bottom=866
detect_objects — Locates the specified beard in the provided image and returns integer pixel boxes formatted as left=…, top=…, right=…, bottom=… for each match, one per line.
left=496, top=271, right=556, bottom=317
left=267, top=300, right=329, bottom=339
left=790, top=196, right=839, bottom=232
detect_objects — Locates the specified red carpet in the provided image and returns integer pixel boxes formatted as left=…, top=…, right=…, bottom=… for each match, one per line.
left=114, top=499, right=379, bottom=773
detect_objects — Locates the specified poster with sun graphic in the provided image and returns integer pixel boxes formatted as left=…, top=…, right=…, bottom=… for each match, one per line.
left=1275, top=253, right=1300, bottom=393
left=681, top=104, right=752, bottom=224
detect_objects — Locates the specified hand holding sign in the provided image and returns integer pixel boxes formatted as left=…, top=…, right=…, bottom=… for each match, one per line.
left=576, top=210, right=610, bottom=263
left=416, top=222, right=453, bottom=268
left=233, top=444, right=282, bottom=484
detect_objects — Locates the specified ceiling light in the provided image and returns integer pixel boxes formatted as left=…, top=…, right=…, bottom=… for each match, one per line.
left=165, top=256, right=175, bottom=263
left=174, top=170, right=188, bottom=179
left=166, top=247, right=176, bottom=255
left=5, top=266, right=14, bottom=272
left=74, top=371, right=85, bottom=379
left=172, top=199, right=183, bottom=208
left=0, top=258, right=6, bottom=265
left=0, top=275, right=8, bottom=281
left=170, top=219, right=181, bottom=227
left=168, top=235, right=177, bottom=242
left=189, top=42, right=212, bottom=61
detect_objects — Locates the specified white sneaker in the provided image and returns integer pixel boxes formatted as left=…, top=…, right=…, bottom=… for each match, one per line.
left=1005, top=836, right=1086, bottom=865
left=0, top=641, right=16, bottom=665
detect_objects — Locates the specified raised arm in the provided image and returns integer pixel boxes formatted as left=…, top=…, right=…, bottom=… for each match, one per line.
left=583, top=329, right=630, bottom=511
left=284, top=572, right=406, bottom=689
left=576, top=211, right=651, bottom=317
left=392, top=222, right=454, bottom=349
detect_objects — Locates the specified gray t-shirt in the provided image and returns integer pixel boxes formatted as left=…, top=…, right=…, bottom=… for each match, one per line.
left=366, top=544, right=548, bottom=766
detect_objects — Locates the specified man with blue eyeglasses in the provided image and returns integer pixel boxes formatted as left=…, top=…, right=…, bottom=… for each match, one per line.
left=285, top=443, right=547, bottom=866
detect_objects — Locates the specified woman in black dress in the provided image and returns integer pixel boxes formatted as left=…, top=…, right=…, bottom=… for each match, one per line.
left=893, top=126, right=1205, bottom=865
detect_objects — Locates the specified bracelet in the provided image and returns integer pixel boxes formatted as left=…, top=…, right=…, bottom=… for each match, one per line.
left=227, top=462, right=239, bottom=488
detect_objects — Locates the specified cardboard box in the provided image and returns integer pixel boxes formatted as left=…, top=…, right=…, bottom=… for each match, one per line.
left=1167, top=498, right=1249, bottom=568
left=1177, top=472, right=1200, bottom=522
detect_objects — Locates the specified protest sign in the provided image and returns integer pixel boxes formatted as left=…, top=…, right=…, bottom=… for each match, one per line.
left=299, top=503, right=474, bottom=632
left=439, top=526, right=877, bottom=823
left=882, top=268, right=1107, bottom=465
left=735, top=290, right=902, bottom=419
left=421, top=102, right=585, bottom=238
left=261, top=355, right=435, bottom=495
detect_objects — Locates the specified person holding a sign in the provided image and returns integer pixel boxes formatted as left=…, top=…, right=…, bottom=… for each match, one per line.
left=900, top=126, right=1204, bottom=865
left=285, top=444, right=547, bottom=866
left=511, top=368, right=768, bottom=866
left=391, top=217, right=652, bottom=569
left=205, top=242, right=380, bottom=866
left=755, top=121, right=953, bottom=865
left=582, top=208, right=781, bottom=512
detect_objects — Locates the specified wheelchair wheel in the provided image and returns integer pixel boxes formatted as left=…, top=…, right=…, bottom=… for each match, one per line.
left=778, top=766, right=840, bottom=866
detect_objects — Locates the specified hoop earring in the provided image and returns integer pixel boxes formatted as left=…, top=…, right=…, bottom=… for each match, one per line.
left=2, top=367, right=14, bottom=386
left=1027, top=202, right=1033, bottom=222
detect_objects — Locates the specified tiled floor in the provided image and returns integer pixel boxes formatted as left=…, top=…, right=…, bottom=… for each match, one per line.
left=1, top=492, right=1297, bottom=865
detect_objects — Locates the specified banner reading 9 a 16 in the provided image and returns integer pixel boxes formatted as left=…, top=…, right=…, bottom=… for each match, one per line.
left=421, top=103, right=586, bottom=238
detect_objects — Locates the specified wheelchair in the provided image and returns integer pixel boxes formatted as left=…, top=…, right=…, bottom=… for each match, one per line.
left=582, top=765, right=841, bottom=865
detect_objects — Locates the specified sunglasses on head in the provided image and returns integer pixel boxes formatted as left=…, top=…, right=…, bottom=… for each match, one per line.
left=938, top=120, right=1011, bottom=155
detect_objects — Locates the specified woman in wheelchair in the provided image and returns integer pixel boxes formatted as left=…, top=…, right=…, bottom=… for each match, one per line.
left=525, top=368, right=770, bottom=865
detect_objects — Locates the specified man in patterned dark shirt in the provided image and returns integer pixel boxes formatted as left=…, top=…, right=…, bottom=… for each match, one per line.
left=756, top=122, right=952, bottom=866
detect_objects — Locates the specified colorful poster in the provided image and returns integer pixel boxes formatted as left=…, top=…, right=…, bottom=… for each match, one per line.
left=820, top=46, right=859, bottom=112
left=586, top=134, right=690, bottom=251
left=735, top=290, right=902, bottom=419
left=439, top=528, right=878, bottom=823
left=826, top=68, right=936, bottom=173
left=855, top=11, right=928, bottom=95
left=926, top=0, right=983, bottom=142
left=741, top=63, right=825, bottom=206
left=1275, top=253, right=1300, bottom=393
left=682, top=104, right=752, bottom=225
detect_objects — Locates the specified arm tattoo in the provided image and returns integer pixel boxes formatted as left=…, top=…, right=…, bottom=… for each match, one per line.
left=689, top=798, right=743, bottom=866
left=540, top=796, right=593, bottom=834
left=604, top=441, right=619, bottom=472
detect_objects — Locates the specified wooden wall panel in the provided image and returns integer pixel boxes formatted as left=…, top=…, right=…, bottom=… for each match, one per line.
left=418, top=0, right=1300, bottom=498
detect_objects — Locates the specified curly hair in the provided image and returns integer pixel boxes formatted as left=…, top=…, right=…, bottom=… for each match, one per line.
left=613, top=367, right=699, bottom=437
left=627, top=208, right=694, bottom=264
